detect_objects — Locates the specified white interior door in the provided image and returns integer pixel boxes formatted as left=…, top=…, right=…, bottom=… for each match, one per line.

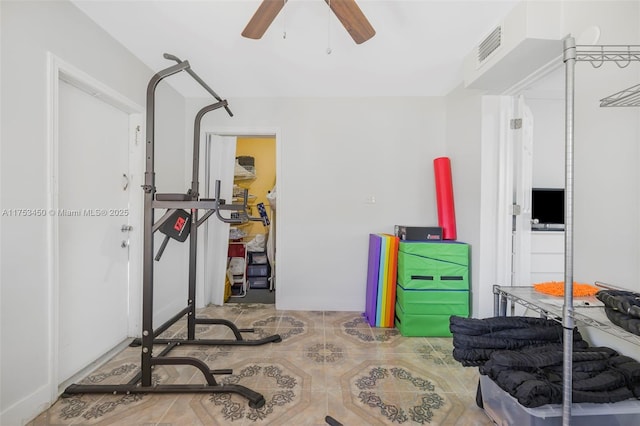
left=512, top=96, right=534, bottom=286
left=58, top=79, right=131, bottom=384
left=203, top=134, right=236, bottom=305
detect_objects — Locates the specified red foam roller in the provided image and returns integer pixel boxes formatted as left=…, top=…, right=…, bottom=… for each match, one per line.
left=434, top=157, right=457, bottom=240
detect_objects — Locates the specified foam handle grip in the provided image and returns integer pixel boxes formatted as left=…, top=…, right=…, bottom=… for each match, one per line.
left=434, top=157, right=457, bottom=240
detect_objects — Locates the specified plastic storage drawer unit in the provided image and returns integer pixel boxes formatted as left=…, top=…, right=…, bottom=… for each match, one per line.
left=248, top=251, right=268, bottom=264
left=248, top=277, right=269, bottom=289
left=480, top=375, right=640, bottom=426
left=247, top=264, right=269, bottom=277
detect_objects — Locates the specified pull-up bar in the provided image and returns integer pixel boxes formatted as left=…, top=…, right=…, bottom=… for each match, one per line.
left=163, top=53, right=234, bottom=118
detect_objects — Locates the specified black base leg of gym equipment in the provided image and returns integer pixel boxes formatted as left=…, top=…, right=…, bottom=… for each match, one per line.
left=148, top=334, right=283, bottom=347
left=129, top=309, right=282, bottom=347
left=63, top=341, right=266, bottom=408
left=63, top=383, right=266, bottom=409
left=325, top=415, right=344, bottom=426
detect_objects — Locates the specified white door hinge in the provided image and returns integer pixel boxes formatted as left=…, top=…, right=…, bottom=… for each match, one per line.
left=135, top=125, right=141, bottom=145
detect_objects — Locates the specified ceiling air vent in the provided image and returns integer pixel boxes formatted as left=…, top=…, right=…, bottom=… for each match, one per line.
left=478, top=26, right=502, bottom=63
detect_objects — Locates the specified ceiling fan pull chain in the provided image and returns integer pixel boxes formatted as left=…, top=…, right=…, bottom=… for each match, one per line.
left=326, top=0, right=332, bottom=54
left=282, top=0, right=287, bottom=39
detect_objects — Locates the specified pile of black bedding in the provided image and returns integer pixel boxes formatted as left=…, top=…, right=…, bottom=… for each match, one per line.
left=450, top=315, right=640, bottom=408
left=450, top=315, right=587, bottom=367
left=597, top=289, right=640, bottom=336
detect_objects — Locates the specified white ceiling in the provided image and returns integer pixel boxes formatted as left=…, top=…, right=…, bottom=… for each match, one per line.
left=71, top=0, right=523, bottom=98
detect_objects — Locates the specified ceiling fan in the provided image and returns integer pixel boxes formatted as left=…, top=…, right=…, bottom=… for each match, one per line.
left=242, top=0, right=376, bottom=45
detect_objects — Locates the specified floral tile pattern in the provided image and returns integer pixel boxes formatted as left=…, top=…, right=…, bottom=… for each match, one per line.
left=29, top=305, right=490, bottom=425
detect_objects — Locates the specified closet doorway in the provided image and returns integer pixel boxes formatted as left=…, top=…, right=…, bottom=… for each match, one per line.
left=503, top=65, right=565, bottom=289
left=203, top=132, right=279, bottom=307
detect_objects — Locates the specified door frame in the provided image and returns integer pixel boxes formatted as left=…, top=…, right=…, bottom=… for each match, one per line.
left=511, top=96, right=534, bottom=288
left=46, top=53, right=143, bottom=398
left=494, top=59, right=564, bottom=291
left=493, top=96, right=518, bottom=290
left=198, top=127, right=281, bottom=307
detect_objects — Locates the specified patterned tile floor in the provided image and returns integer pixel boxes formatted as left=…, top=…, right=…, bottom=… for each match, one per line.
left=30, top=304, right=491, bottom=425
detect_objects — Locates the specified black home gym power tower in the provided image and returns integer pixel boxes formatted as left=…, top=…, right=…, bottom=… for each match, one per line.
left=63, top=54, right=281, bottom=409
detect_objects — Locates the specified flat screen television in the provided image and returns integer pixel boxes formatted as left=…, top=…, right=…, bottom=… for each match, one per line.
left=531, top=188, right=565, bottom=230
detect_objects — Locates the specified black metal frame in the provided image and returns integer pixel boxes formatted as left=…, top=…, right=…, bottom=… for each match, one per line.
left=63, top=54, right=281, bottom=409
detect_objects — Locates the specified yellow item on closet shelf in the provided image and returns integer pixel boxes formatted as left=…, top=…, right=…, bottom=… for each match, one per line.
left=533, top=281, right=599, bottom=297
left=224, top=274, right=232, bottom=302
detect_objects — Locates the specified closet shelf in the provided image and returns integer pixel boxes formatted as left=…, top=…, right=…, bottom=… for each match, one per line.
left=493, top=285, right=640, bottom=347
left=233, top=195, right=257, bottom=203
left=234, top=163, right=256, bottom=181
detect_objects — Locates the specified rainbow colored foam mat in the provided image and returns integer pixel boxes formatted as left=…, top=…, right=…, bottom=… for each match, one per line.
left=365, top=234, right=381, bottom=327
left=365, top=234, right=399, bottom=328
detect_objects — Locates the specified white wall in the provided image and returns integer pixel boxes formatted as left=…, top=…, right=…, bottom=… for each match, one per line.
left=151, top=82, right=191, bottom=325
left=0, top=2, right=186, bottom=425
left=444, top=86, right=486, bottom=318
left=188, top=97, right=448, bottom=311
left=520, top=65, right=566, bottom=189
left=527, top=96, right=565, bottom=188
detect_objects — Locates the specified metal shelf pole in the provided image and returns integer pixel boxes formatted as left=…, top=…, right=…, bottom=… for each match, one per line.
left=562, top=36, right=577, bottom=426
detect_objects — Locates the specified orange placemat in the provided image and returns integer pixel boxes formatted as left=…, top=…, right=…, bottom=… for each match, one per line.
left=533, top=281, right=599, bottom=297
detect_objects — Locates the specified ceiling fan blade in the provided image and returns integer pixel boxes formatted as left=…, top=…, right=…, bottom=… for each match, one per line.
left=325, top=0, right=376, bottom=44
left=242, top=0, right=287, bottom=39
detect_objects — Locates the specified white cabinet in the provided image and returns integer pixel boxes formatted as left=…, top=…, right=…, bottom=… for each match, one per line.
left=530, top=231, right=564, bottom=283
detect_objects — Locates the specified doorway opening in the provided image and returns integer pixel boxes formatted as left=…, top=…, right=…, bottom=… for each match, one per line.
left=203, top=132, right=279, bottom=307
left=228, top=137, right=276, bottom=304
left=502, top=64, right=565, bottom=291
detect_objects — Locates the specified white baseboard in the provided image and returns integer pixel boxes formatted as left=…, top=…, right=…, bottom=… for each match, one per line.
left=1, top=338, right=133, bottom=426
left=0, top=384, right=52, bottom=426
